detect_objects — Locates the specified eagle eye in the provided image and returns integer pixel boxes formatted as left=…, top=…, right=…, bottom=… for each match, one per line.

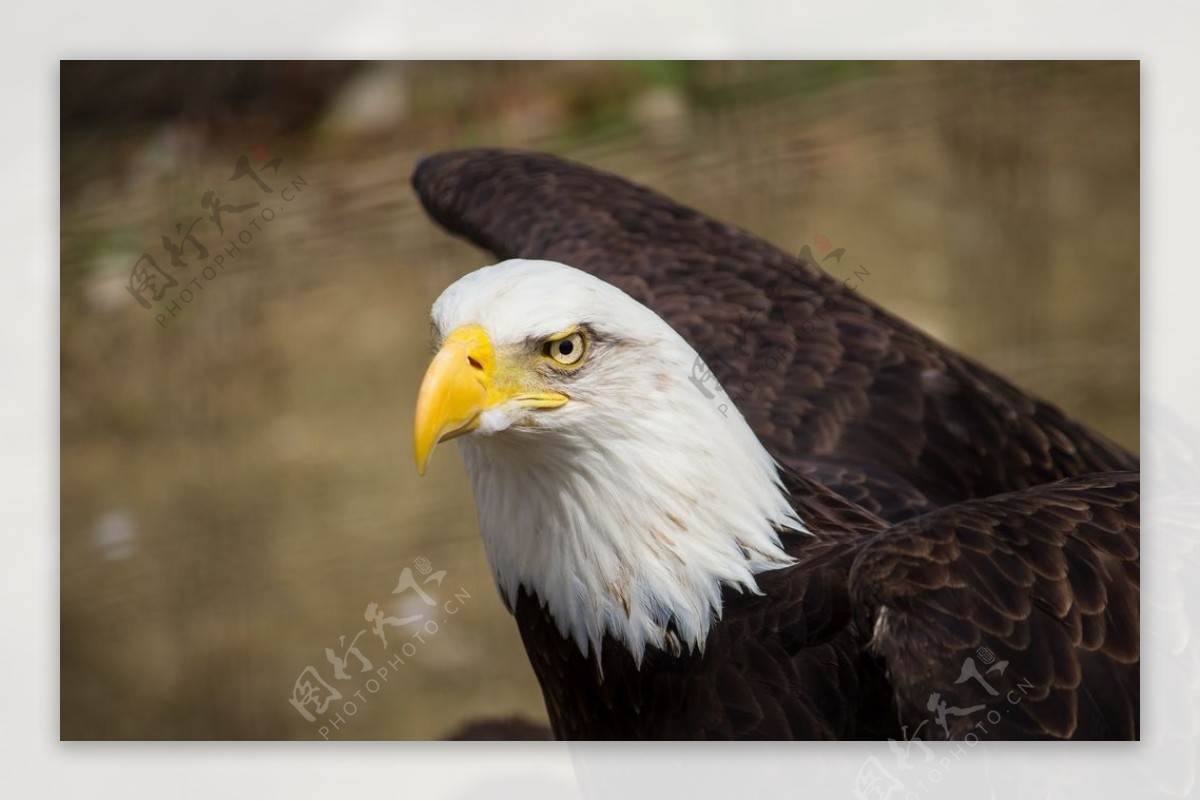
left=543, top=331, right=586, bottom=367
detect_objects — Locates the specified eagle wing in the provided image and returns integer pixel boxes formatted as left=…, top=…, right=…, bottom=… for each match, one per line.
left=849, top=471, right=1140, bottom=740
left=411, top=149, right=1137, bottom=521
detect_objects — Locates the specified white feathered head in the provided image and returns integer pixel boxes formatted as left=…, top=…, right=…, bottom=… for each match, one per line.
left=415, top=259, right=803, bottom=662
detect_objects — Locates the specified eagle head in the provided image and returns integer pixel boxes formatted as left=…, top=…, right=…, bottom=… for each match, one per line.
left=414, top=259, right=802, bottom=662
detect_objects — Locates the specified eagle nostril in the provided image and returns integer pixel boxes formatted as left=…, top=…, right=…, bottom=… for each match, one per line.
left=467, top=355, right=483, bottom=371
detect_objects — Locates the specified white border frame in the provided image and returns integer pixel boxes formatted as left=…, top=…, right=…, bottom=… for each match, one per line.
left=7, top=1, right=1198, bottom=797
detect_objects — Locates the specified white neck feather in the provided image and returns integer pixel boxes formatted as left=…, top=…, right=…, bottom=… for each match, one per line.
left=457, top=355, right=805, bottom=665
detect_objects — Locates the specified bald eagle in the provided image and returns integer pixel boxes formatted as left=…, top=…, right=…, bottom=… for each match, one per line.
left=410, top=150, right=1139, bottom=740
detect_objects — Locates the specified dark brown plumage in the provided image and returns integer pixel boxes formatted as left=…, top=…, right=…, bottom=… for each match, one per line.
left=411, top=148, right=1139, bottom=740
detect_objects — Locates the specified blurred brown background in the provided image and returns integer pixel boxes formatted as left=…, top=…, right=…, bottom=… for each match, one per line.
left=59, top=61, right=1139, bottom=740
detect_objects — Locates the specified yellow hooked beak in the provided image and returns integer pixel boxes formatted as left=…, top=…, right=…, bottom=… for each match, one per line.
left=414, top=324, right=569, bottom=475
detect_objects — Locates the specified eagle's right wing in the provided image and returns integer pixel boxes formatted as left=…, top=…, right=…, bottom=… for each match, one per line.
left=849, top=471, right=1140, bottom=740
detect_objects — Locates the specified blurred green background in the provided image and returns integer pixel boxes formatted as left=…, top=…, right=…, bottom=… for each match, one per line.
left=59, top=61, right=1139, bottom=740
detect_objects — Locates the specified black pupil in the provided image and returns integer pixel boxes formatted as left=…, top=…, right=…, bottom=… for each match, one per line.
left=558, top=340, right=574, bottom=356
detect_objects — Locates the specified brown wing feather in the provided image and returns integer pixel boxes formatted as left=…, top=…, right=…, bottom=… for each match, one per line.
left=850, top=471, right=1140, bottom=740
left=411, top=149, right=1136, bottom=522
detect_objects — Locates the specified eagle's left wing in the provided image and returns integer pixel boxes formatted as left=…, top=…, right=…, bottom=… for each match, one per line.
left=849, top=471, right=1140, bottom=740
